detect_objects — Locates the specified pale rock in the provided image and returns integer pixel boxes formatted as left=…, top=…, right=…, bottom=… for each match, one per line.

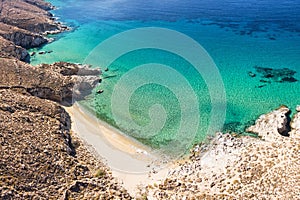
left=296, top=105, right=300, bottom=112
left=246, top=106, right=290, bottom=142
left=289, top=107, right=300, bottom=139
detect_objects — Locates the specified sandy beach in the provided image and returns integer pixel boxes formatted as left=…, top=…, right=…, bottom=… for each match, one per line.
left=65, top=103, right=300, bottom=198
left=64, top=103, right=171, bottom=195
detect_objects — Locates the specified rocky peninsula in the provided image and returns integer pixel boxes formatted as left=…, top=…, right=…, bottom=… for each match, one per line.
left=0, top=0, right=131, bottom=199
left=0, top=0, right=299, bottom=199
left=145, top=106, right=300, bottom=199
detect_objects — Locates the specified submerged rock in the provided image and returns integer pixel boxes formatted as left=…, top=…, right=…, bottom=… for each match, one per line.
left=254, top=66, right=298, bottom=83
left=248, top=71, right=256, bottom=77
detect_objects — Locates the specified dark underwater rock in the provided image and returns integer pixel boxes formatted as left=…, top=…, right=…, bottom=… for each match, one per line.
left=254, top=66, right=298, bottom=84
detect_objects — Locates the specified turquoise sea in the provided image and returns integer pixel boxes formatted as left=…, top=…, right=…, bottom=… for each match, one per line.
left=31, top=0, right=300, bottom=155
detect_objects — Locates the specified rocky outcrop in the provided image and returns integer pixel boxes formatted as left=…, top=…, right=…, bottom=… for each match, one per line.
left=0, top=0, right=69, bottom=62
left=0, top=22, right=48, bottom=48
left=0, top=0, right=60, bottom=33
left=246, top=106, right=291, bottom=141
left=0, top=58, right=130, bottom=199
left=0, top=1, right=132, bottom=199
left=38, top=61, right=101, bottom=101
left=0, top=36, right=29, bottom=61
left=290, top=105, right=300, bottom=139
left=0, top=58, right=100, bottom=104
left=0, top=58, right=73, bottom=103
left=147, top=107, right=300, bottom=199
left=23, top=0, right=54, bottom=11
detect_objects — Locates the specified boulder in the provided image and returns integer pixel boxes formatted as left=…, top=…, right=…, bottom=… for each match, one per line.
left=246, top=106, right=291, bottom=141
left=289, top=106, right=300, bottom=139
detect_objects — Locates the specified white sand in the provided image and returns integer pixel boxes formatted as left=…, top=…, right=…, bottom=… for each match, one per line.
left=65, top=103, right=170, bottom=195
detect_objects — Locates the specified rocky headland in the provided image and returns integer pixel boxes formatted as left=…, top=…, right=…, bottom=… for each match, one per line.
left=1, top=0, right=299, bottom=200
left=0, top=0, right=131, bottom=199
left=0, top=0, right=68, bottom=62
left=145, top=106, right=300, bottom=199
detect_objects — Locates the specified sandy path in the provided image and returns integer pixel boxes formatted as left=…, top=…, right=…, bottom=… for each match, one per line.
left=65, top=103, right=170, bottom=195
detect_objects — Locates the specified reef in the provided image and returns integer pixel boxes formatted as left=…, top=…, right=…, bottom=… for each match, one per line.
left=248, top=66, right=298, bottom=88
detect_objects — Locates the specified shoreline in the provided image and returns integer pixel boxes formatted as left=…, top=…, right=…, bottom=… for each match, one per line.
left=64, top=103, right=171, bottom=195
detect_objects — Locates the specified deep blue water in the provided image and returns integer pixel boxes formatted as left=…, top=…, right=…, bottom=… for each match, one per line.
left=32, top=0, right=300, bottom=155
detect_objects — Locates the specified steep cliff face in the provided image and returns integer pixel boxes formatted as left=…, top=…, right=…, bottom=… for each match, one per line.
left=0, top=58, right=74, bottom=103
left=0, top=36, right=29, bottom=61
left=0, top=58, right=101, bottom=104
left=0, top=0, right=59, bottom=33
left=0, top=0, right=132, bottom=199
left=0, top=22, right=48, bottom=48
left=0, top=0, right=68, bottom=62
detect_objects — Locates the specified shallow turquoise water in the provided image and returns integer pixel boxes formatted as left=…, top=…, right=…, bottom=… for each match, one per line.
left=32, top=0, right=300, bottom=154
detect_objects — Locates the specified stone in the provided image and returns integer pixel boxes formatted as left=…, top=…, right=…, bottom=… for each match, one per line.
left=248, top=71, right=256, bottom=77
left=296, top=105, right=300, bottom=112
left=246, top=106, right=291, bottom=141
left=289, top=107, right=300, bottom=139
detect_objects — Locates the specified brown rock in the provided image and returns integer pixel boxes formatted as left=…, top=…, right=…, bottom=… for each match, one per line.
left=0, top=36, right=29, bottom=61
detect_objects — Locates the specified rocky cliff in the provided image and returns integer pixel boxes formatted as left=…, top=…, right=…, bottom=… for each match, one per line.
left=0, top=57, right=133, bottom=199
left=0, top=1, right=131, bottom=199
left=0, top=58, right=100, bottom=104
left=0, top=0, right=68, bottom=62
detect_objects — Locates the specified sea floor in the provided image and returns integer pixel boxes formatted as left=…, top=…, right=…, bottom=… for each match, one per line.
left=30, top=0, right=300, bottom=154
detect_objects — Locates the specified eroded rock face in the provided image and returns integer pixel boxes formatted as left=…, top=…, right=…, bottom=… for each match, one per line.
left=38, top=61, right=101, bottom=101
left=0, top=36, right=29, bottom=61
left=2, top=29, right=48, bottom=48
left=0, top=58, right=74, bottom=102
left=290, top=106, right=300, bottom=139
left=0, top=0, right=68, bottom=62
left=0, top=58, right=100, bottom=104
left=246, top=106, right=291, bottom=141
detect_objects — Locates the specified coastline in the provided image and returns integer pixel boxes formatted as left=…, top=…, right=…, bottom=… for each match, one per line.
left=65, top=103, right=171, bottom=195
left=1, top=0, right=299, bottom=199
